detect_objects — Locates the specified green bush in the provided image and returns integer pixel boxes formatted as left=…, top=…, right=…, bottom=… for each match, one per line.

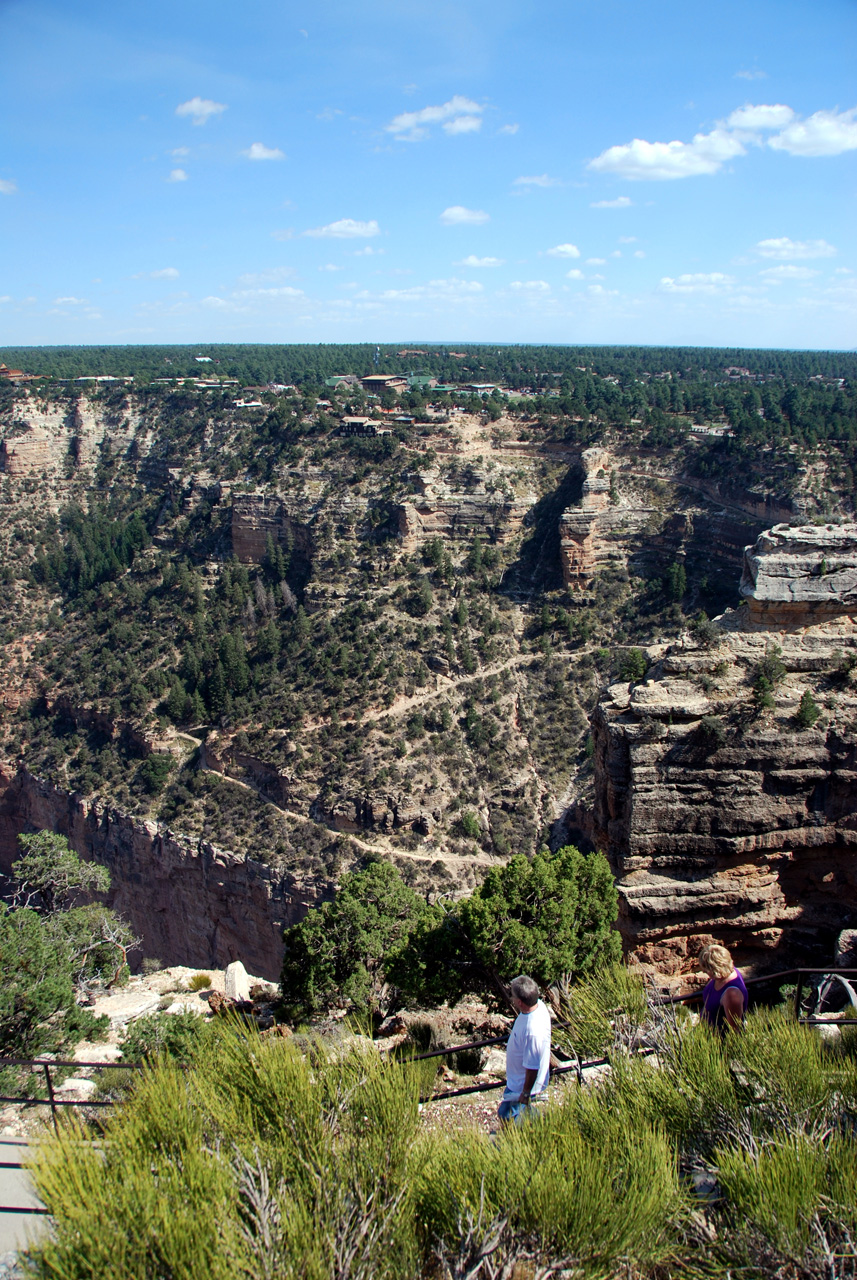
left=187, top=972, right=212, bottom=991
left=619, top=647, right=647, bottom=681
left=120, top=1010, right=214, bottom=1064
left=795, top=688, right=820, bottom=728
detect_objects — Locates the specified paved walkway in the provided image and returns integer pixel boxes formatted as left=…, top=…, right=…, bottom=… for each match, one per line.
left=0, top=1141, right=47, bottom=1257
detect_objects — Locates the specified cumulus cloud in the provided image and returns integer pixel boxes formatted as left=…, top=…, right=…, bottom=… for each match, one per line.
left=566, top=269, right=584, bottom=280
left=354, top=245, right=383, bottom=256
left=201, top=296, right=229, bottom=308
left=440, top=206, right=489, bottom=226
left=660, top=272, right=734, bottom=293
left=243, top=142, right=285, bottom=161
left=386, top=95, right=483, bottom=141
left=319, top=263, right=343, bottom=271
left=760, top=265, right=819, bottom=282
left=514, top=174, right=559, bottom=187
left=590, top=128, right=745, bottom=180
left=756, top=237, right=836, bottom=259
left=168, top=168, right=188, bottom=182
left=134, top=268, right=180, bottom=279
left=498, top=123, right=519, bottom=135
left=0, top=296, right=11, bottom=303
left=235, top=286, right=304, bottom=298
left=769, top=107, right=857, bottom=156
left=0, top=178, right=18, bottom=194
left=634, top=250, right=646, bottom=258
left=510, top=280, right=550, bottom=292
left=735, top=69, right=767, bottom=80
left=587, top=284, right=618, bottom=297
left=618, top=236, right=637, bottom=243
left=586, top=257, right=606, bottom=265
left=237, top=267, right=296, bottom=285
left=727, top=103, right=795, bottom=130
left=590, top=195, right=632, bottom=208
left=546, top=243, right=580, bottom=258
left=444, top=115, right=482, bottom=135
left=176, top=97, right=227, bottom=126
left=171, top=147, right=189, bottom=157
left=53, top=296, right=86, bottom=305
left=456, top=255, right=504, bottom=267
left=304, top=218, right=380, bottom=238
left=355, top=278, right=484, bottom=302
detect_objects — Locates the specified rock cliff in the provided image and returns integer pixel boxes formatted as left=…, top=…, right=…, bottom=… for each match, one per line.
left=0, top=764, right=331, bottom=980
left=589, top=528, right=857, bottom=977
left=741, top=522, right=857, bottom=629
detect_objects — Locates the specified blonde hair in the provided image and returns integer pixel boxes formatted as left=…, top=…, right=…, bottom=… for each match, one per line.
left=699, top=944, right=734, bottom=979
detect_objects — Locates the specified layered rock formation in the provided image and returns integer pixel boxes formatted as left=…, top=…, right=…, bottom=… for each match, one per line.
left=590, top=526, right=857, bottom=976
left=395, top=467, right=534, bottom=549
left=559, top=448, right=651, bottom=588
left=741, top=522, right=857, bottom=629
left=0, top=764, right=331, bottom=980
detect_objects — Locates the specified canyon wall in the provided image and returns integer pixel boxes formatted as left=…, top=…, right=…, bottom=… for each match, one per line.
left=0, top=763, right=332, bottom=980
left=589, top=524, right=857, bottom=977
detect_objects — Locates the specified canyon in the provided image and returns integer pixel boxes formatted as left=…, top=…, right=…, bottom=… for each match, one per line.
left=2, top=377, right=856, bottom=985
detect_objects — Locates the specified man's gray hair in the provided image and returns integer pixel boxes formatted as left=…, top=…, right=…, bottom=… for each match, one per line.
left=510, top=975, right=540, bottom=1007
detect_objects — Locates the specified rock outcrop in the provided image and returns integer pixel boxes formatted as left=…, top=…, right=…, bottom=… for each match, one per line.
left=0, top=764, right=333, bottom=980
left=230, top=492, right=314, bottom=569
left=741, top=522, right=857, bottom=629
left=589, top=602, right=857, bottom=978
left=560, top=448, right=650, bottom=588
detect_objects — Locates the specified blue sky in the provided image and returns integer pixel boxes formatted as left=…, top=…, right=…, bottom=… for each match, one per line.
left=1, top=0, right=855, bottom=348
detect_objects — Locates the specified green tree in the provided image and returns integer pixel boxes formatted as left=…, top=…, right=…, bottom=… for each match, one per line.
left=664, top=562, right=687, bottom=601
left=280, top=861, right=430, bottom=1015
left=394, top=846, right=620, bottom=1006
left=12, top=831, right=110, bottom=915
left=620, top=648, right=648, bottom=682
left=0, top=906, right=86, bottom=1056
left=796, top=689, right=821, bottom=728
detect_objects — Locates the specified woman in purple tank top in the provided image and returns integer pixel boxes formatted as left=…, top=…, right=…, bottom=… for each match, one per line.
left=699, top=944, right=748, bottom=1031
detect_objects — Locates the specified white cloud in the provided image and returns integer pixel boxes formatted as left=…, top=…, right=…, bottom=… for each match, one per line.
left=237, top=267, right=296, bottom=285
left=235, top=286, right=304, bottom=298
left=176, top=97, right=227, bottom=126
left=735, top=69, right=767, bottom=80
left=760, top=265, right=819, bottom=282
left=168, top=168, right=188, bottom=182
left=590, top=196, right=632, bottom=208
left=243, top=142, right=285, bottom=161
left=134, top=268, right=180, bottom=279
left=769, top=107, right=857, bottom=156
left=587, top=284, right=619, bottom=297
left=440, top=206, right=489, bottom=226
left=510, top=280, right=550, bottom=292
left=660, top=272, right=734, bottom=293
left=634, top=250, right=646, bottom=258
left=171, top=147, right=189, bottom=157
left=317, top=107, right=343, bottom=121
left=53, top=296, right=86, bottom=305
left=456, top=255, right=504, bottom=267
left=385, top=95, right=483, bottom=142
left=610, top=250, right=622, bottom=258
left=756, top=237, right=836, bottom=259
left=514, top=174, right=559, bottom=187
left=726, top=103, right=795, bottom=131
left=304, top=218, right=380, bottom=238
left=566, top=269, right=584, bottom=280
left=586, top=257, right=606, bottom=265
left=589, top=127, right=745, bottom=180
left=546, top=243, right=580, bottom=258
left=201, top=296, right=229, bottom=308
left=319, top=263, right=343, bottom=271
left=0, top=179, right=17, bottom=195
left=498, top=123, right=519, bottom=135
left=355, top=277, right=484, bottom=302
left=444, top=115, right=482, bottom=135
left=354, top=245, right=383, bottom=256
left=271, top=229, right=294, bottom=241
left=0, top=295, right=11, bottom=303
left=618, top=236, right=637, bottom=243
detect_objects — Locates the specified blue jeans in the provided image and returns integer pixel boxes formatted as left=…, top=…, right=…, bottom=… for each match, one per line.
left=497, top=1093, right=544, bottom=1124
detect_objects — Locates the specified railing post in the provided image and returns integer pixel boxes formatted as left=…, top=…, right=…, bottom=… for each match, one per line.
left=793, top=970, right=803, bottom=1022
left=43, top=1061, right=59, bottom=1135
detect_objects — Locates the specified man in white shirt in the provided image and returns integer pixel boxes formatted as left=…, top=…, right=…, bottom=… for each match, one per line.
left=498, top=974, right=551, bottom=1123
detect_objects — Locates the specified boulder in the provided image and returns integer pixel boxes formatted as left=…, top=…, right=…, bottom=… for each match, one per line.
left=225, top=960, right=252, bottom=1002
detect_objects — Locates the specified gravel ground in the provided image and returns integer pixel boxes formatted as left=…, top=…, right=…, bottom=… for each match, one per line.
left=0, top=1251, right=24, bottom=1279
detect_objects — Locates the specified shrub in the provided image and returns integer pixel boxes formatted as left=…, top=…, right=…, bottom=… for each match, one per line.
left=619, top=647, right=647, bottom=682
left=690, top=610, right=721, bottom=648
left=139, top=752, right=175, bottom=795
left=795, top=689, right=820, bottom=728
left=188, top=972, right=212, bottom=991
left=697, top=714, right=727, bottom=750
left=120, top=1010, right=213, bottom=1064
left=459, top=810, right=481, bottom=840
